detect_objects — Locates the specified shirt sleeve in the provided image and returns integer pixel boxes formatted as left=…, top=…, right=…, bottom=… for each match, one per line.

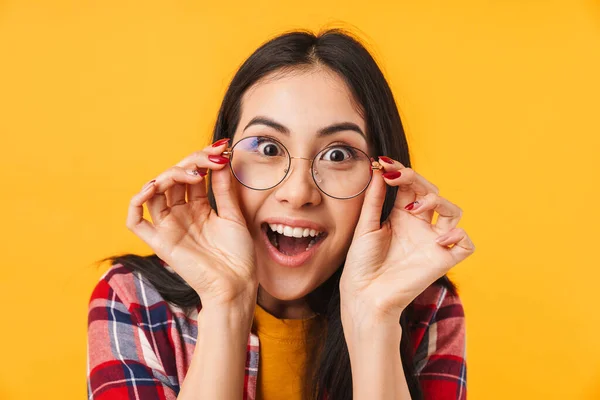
left=87, top=274, right=178, bottom=400
left=413, top=285, right=467, bottom=400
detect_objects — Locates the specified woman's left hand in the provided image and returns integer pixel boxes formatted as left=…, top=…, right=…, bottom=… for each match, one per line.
left=339, top=157, right=476, bottom=323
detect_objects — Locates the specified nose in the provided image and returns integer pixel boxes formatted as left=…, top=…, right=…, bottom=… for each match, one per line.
left=274, top=158, right=322, bottom=208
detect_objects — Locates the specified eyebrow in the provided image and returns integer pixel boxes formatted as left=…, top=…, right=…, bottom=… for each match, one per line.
left=242, top=116, right=365, bottom=138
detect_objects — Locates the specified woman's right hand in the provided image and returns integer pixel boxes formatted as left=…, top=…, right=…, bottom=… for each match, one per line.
left=126, top=138, right=257, bottom=309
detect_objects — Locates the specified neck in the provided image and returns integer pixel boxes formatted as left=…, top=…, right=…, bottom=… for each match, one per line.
left=257, top=286, right=316, bottom=319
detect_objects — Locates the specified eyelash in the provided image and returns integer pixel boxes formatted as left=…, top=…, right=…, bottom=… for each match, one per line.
left=326, top=140, right=354, bottom=149
left=256, top=134, right=280, bottom=142
left=253, top=136, right=360, bottom=154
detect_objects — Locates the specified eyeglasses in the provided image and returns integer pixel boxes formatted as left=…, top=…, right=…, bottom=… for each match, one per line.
left=221, top=135, right=383, bottom=199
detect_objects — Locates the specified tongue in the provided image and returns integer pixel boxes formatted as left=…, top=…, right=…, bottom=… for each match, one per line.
left=278, top=234, right=312, bottom=256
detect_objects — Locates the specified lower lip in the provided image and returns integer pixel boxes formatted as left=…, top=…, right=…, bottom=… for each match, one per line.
left=261, top=227, right=325, bottom=268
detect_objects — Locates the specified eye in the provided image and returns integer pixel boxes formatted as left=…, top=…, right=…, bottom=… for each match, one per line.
left=256, top=137, right=285, bottom=157
left=320, top=146, right=355, bottom=162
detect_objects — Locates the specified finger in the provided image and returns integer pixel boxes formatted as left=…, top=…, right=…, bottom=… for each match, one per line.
left=166, top=138, right=231, bottom=205
left=175, top=138, right=231, bottom=168
left=175, top=145, right=230, bottom=203
left=354, top=169, right=387, bottom=236
left=166, top=168, right=203, bottom=207
left=211, top=162, right=246, bottom=225
left=435, top=227, right=476, bottom=264
left=203, top=137, right=230, bottom=152
left=378, top=156, right=439, bottom=207
left=126, top=180, right=158, bottom=245
left=187, top=168, right=208, bottom=203
left=146, top=166, right=205, bottom=224
left=405, top=193, right=463, bottom=232
left=434, top=199, right=462, bottom=233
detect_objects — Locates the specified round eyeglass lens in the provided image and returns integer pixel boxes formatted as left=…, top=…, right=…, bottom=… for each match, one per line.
left=312, top=145, right=373, bottom=199
left=229, top=136, right=290, bottom=190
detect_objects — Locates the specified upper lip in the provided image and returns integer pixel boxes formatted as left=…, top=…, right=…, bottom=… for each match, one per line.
left=262, top=217, right=327, bottom=233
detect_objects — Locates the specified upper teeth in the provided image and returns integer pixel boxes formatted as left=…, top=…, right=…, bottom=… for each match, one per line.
left=268, top=224, right=321, bottom=238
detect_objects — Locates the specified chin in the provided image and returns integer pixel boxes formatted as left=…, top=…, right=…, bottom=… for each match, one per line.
left=256, top=264, right=318, bottom=301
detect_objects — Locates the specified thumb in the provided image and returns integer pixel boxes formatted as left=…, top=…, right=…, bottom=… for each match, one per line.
left=211, top=166, right=246, bottom=225
left=354, top=170, right=386, bottom=236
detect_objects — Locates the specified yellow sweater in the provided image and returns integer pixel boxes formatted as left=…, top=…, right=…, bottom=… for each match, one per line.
left=252, top=304, right=320, bottom=400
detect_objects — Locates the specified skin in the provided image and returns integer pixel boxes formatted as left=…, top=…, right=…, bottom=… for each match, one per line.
left=127, top=64, right=475, bottom=399
left=231, top=67, right=370, bottom=319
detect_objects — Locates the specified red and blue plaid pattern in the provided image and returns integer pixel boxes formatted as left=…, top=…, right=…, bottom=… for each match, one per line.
left=87, top=263, right=466, bottom=399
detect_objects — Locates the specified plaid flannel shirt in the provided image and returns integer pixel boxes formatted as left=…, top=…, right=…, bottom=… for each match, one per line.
left=87, top=263, right=467, bottom=399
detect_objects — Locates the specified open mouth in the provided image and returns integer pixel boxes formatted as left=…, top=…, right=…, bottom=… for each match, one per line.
left=262, top=223, right=327, bottom=257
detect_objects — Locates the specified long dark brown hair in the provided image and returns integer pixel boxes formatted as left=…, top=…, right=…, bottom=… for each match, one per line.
left=102, top=28, right=456, bottom=400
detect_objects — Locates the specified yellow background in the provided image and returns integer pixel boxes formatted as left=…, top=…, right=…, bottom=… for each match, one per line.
left=1, top=1, right=599, bottom=399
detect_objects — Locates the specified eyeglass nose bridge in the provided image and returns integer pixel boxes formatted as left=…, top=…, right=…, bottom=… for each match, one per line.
left=282, top=156, right=313, bottom=179
left=282, top=156, right=325, bottom=188
left=287, top=155, right=312, bottom=167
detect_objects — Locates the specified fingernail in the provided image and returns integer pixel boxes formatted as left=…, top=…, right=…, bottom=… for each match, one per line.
left=405, top=201, right=420, bottom=211
left=186, top=169, right=200, bottom=176
left=212, top=138, right=230, bottom=147
left=208, top=155, right=230, bottom=164
left=379, top=156, right=394, bottom=164
left=142, top=180, right=156, bottom=191
left=199, top=168, right=208, bottom=177
left=382, top=171, right=401, bottom=180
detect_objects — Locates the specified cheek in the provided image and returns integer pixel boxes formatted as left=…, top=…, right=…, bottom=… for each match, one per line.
left=234, top=182, right=268, bottom=227
left=331, top=197, right=364, bottom=238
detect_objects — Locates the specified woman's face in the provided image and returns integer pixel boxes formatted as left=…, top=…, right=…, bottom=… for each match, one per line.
left=231, top=67, right=369, bottom=309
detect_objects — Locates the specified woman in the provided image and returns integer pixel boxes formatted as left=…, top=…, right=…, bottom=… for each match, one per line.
left=87, top=28, right=475, bottom=400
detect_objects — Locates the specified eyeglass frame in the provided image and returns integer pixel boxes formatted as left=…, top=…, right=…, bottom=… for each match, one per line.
left=220, top=135, right=384, bottom=200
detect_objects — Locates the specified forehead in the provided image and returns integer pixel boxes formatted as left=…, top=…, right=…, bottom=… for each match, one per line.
left=238, top=68, right=365, bottom=135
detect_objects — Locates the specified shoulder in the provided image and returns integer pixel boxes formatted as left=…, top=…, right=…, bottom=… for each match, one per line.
left=408, top=281, right=465, bottom=353
left=89, top=263, right=151, bottom=311
left=88, top=261, right=194, bottom=323
left=87, top=262, right=190, bottom=398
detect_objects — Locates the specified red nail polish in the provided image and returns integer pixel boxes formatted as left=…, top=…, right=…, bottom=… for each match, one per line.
left=199, top=169, right=208, bottom=177
left=212, top=138, right=230, bottom=147
left=405, top=201, right=416, bottom=210
left=382, top=171, right=401, bottom=180
left=208, top=155, right=230, bottom=164
left=379, top=156, right=394, bottom=164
